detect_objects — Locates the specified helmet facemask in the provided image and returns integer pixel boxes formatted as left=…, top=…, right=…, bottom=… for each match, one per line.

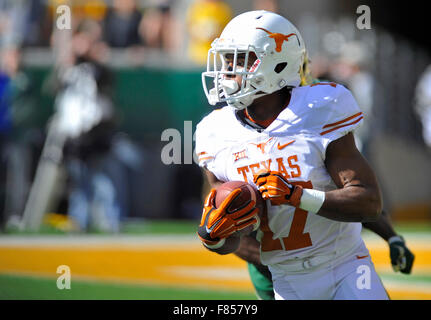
left=202, top=43, right=266, bottom=110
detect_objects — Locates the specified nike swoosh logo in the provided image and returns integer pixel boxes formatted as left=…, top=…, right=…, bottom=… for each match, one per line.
left=356, top=255, right=369, bottom=260
left=277, top=140, right=295, bottom=150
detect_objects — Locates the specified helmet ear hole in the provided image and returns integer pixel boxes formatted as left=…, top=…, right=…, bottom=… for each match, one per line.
left=274, top=62, right=287, bottom=74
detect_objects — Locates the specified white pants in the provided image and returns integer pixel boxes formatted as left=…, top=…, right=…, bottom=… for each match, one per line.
left=269, top=242, right=389, bottom=300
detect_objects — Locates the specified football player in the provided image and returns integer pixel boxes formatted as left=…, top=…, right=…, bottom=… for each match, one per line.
left=207, top=54, right=416, bottom=300
left=195, top=10, right=403, bottom=299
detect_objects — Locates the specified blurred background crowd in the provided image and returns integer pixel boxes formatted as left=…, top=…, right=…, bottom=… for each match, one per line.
left=0, top=0, right=430, bottom=234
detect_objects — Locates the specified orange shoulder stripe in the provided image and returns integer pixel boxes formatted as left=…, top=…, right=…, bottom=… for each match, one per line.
left=322, top=112, right=362, bottom=129
left=310, top=82, right=337, bottom=88
left=320, top=116, right=363, bottom=136
left=198, top=156, right=214, bottom=162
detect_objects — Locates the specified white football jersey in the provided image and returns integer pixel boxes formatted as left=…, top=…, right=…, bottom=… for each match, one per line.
left=195, top=83, right=366, bottom=266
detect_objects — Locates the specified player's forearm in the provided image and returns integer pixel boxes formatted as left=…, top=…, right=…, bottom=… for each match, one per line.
left=362, top=210, right=397, bottom=241
left=234, top=235, right=261, bottom=265
left=201, top=235, right=240, bottom=255
left=316, top=185, right=382, bottom=222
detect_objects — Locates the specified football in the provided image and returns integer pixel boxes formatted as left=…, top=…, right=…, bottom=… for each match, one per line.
left=215, top=180, right=264, bottom=236
left=200, top=181, right=264, bottom=255
left=204, top=181, right=264, bottom=255
left=215, top=180, right=264, bottom=214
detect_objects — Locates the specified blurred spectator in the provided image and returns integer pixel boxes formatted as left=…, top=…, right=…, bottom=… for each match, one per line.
left=139, top=0, right=178, bottom=52
left=0, top=64, right=11, bottom=136
left=0, top=0, right=51, bottom=48
left=320, top=42, right=375, bottom=154
left=71, top=19, right=110, bottom=65
left=1, top=45, right=45, bottom=232
left=186, top=0, right=232, bottom=65
left=78, top=0, right=107, bottom=22
left=23, top=0, right=51, bottom=47
left=309, top=54, right=332, bottom=80
left=102, top=0, right=142, bottom=48
left=415, top=65, right=431, bottom=149
left=0, top=48, right=13, bottom=227
left=47, top=19, right=136, bottom=233
left=2, top=48, right=47, bottom=233
left=0, top=0, right=28, bottom=47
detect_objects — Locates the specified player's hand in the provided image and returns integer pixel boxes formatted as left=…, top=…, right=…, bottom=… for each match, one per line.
left=197, top=189, right=259, bottom=247
left=253, top=170, right=303, bottom=206
left=389, top=236, right=415, bottom=274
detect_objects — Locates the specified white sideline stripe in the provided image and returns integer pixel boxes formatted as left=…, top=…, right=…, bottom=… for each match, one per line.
left=0, top=232, right=430, bottom=249
left=362, top=232, right=431, bottom=242
left=382, top=278, right=431, bottom=294
left=362, top=232, right=431, bottom=250
left=0, top=234, right=199, bottom=248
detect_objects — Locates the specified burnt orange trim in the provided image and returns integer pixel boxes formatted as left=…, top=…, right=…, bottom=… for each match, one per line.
left=322, top=112, right=363, bottom=129
left=320, top=116, right=363, bottom=136
left=310, top=82, right=337, bottom=88
left=244, top=109, right=277, bottom=128
left=256, top=28, right=299, bottom=52
left=198, top=156, right=214, bottom=162
left=356, top=255, right=369, bottom=260
left=197, top=151, right=207, bottom=156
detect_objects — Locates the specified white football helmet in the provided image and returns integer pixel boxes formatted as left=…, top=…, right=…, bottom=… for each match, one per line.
left=202, top=10, right=306, bottom=110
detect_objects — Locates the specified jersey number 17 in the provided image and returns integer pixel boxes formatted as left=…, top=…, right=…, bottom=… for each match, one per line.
left=260, top=180, right=313, bottom=251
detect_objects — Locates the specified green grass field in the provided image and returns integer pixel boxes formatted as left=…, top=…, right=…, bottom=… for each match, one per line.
left=0, top=219, right=430, bottom=300
left=0, top=274, right=255, bottom=300
left=0, top=219, right=257, bottom=300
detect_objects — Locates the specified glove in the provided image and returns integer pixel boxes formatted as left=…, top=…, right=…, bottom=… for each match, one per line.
left=197, top=188, right=259, bottom=248
left=253, top=170, right=303, bottom=206
left=389, top=236, right=415, bottom=274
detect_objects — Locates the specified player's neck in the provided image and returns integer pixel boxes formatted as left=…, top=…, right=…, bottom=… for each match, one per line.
left=245, top=88, right=292, bottom=128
